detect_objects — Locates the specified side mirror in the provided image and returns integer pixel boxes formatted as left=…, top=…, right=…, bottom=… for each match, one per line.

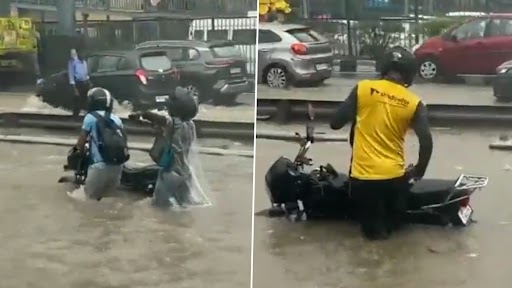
left=450, top=34, right=458, bottom=42
left=306, top=125, right=314, bottom=143
left=307, top=102, right=315, bottom=120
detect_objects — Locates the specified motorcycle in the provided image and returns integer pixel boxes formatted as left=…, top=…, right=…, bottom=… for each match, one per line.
left=264, top=105, right=489, bottom=227
left=58, top=146, right=159, bottom=196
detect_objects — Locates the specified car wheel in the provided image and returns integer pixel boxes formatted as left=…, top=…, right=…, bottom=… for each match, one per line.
left=212, top=93, right=238, bottom=106
left=418, top=57, right=441, bottom=80
left=266, top=65, right=289, bottom=88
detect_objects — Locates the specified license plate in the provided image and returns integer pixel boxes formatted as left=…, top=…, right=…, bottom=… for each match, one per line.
left=155, top=95, right=169, bottom=102
left=316, top=63, right=329, bottom=70
left=458, top=205, right=473, bottom=225
left=230, top=67, right=242, bottom=74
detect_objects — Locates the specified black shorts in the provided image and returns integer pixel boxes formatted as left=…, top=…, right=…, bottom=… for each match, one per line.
left=349, top=175, right=409, bottom=240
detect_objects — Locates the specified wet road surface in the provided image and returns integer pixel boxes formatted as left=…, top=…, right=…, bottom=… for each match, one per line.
left=253, top=128, right=512, bottom=288
left=257, top=78, right=505, bottom=106
left=0, top=93, right=256, bottom=123
left=0, top=142, right=253, bottom=288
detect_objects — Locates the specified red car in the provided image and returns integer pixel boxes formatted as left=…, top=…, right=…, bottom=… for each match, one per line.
left=414, top=14, right=512, bottom=80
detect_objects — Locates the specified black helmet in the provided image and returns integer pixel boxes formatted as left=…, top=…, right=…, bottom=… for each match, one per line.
left=167, top=87, right=198, bottom=121
left=379, top=46, right=417, bottom=87
left=87, top=87, right=114, bottom=112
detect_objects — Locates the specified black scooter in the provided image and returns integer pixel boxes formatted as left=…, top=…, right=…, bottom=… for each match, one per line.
left=58, top=146, right=159, bottom=196
left=264, top=107, right=488, bottom=227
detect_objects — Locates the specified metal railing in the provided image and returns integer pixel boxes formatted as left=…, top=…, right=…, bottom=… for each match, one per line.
left=13, top=0, right=255, bottom=15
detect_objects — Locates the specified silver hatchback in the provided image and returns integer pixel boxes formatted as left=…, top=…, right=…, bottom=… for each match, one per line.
left=258, top=22, right=334, bottom=88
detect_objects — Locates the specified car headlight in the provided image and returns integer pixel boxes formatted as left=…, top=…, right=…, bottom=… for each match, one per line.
left=497, top=67, right=509, bottom=74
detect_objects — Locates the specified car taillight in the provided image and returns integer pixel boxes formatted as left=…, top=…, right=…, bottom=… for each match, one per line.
left=291, top=43, right=308, bottom=55
left=459, top=197, right=470, bottom=207
left=205, top=59, right=234, bottom=68
left=135, top=69, right=147, bottom=85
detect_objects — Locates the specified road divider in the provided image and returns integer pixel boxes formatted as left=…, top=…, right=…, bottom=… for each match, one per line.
left=0, top=112, right=255, bottom=141
left=0, top=135, right=254, bottom=158
left=257, top=99, right=512, bottom=126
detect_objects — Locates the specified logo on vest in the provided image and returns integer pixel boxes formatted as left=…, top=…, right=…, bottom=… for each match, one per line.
left=370, top=87, right=410, bottom=107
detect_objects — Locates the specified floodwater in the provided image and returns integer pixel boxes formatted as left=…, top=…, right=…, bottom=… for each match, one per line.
left=0, top=94, right=254, bottom=287
left=0, top=142, right=253, bottom=288
left=253, top=127, right=512, bottom=288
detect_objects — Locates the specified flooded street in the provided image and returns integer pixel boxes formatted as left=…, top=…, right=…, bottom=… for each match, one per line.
left=253, top=127, right=512, bottom=288
left=0, top=141, right=252, bottom=287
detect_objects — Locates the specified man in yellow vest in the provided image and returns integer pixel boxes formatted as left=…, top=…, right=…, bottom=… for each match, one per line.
left=330, top=47, right=433, bottom=240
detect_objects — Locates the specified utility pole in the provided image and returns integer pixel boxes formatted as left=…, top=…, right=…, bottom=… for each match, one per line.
left=414, top=0, right=419, bottom=44
left=404, top=0, right=409, bottom=15
left=56, top=0, right=76, bottom=36
left=345, top=0, right=353, bottom=56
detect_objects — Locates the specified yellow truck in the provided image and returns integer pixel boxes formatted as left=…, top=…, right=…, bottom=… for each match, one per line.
left=0, top=17, right=39, bottom=75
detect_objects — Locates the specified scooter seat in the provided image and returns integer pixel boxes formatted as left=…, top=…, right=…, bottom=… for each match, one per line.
left=410, top=179, right=456, bottom=194
left=408, top=179, right=469, bottom=209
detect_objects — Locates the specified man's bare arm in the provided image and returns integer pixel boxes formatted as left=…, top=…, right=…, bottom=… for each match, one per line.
left=411, top=101, right=433, bottom=178
left=330, top=85, right=357, bottom=130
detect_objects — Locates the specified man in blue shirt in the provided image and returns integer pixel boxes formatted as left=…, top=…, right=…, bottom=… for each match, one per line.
left=75, top=87, right=125, bottom=200
left=68, top=48, right=91, bottom=118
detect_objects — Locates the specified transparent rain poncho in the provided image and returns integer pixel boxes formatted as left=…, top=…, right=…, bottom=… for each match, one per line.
left=152, top=117, right=211, bottom=208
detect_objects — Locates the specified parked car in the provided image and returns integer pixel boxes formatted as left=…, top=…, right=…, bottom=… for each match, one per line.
left=258, top=22, right=334, bottom=88
left=414, top=14, right=512, bottom=80
left=136, top=40, right=251, bottom=105
left=493, top=59, right=512, bottom=101
left=37, top=48, right=180, bottom=111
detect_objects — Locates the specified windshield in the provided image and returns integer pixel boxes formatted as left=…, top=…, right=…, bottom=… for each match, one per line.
left=286, top=28, right=326, bottom=43
left=140, top=52, right=172, bottom=71
left=210, top=45, right=241, bottom=58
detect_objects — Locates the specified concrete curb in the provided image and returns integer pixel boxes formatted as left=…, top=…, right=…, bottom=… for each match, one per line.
left=0, top=135, right=254, bottom=158
left=488, top=141, right=512, bottom=151
left=256, top=130, right=348, bottom=142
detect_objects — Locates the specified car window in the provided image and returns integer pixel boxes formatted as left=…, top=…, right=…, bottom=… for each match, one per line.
left=286, top=28, right=325, bottom=43
left=117, top=57, right=133, bottom=70
left=207, top=29, right=229, bottom=41
left=86, top=56, right=99, bottom=73
left=96, top=56, right=122, bottom=72
left=452, top=19, right=487, bottom=40
left=486, top=19, right=512, bottom=37
left=258, top=29, right=282, bottom=44
left=233, top=29, right=257, bottom=45
left=187, top=48, right=200, bottom=61
left=210, top=45, right=241, bottom=58
left=166, top=48, right=185, bottom=61
left=140, top=52, right=172, bottom=71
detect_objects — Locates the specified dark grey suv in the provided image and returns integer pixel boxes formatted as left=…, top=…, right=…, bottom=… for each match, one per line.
left=136, top=40, right=251, bottom=105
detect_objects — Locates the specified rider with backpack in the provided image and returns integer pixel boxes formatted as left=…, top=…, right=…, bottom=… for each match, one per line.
left=75, top=87, right=130, bottom=200
left=129, top=87, right=198, bottom=207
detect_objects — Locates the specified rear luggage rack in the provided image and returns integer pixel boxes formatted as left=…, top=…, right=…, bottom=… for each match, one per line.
left=454, top=174, right=489, bottom=190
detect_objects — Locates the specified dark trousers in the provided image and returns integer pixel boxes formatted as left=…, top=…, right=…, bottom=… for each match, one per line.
left=72, top=80, right=90, bottom=117
left=349, top=175, right=409, bottom=240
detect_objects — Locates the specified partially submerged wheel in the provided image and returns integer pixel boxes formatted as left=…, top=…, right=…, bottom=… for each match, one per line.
left=418, top=58, right=440, bottom=80
left=266, top=66, right=288, bottom=88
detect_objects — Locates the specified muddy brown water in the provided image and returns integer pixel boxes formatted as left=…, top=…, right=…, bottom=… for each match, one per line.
left=0, top=142, right=253, bottom=288
left=253, top=128, right=512, bottom=288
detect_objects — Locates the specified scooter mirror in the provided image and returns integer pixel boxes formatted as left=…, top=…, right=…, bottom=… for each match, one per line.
left=306, top=124, right=314, bottom=143
left=307, top=102, right=315, bottom=120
